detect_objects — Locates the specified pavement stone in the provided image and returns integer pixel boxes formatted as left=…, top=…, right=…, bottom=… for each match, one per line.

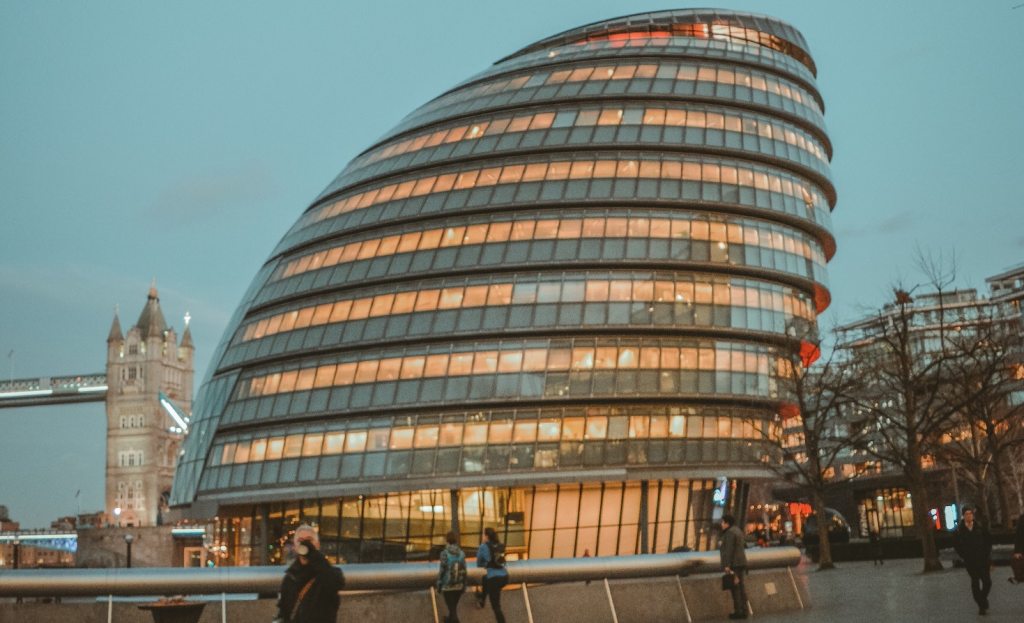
left=753, top=557, right=1024, bottom=622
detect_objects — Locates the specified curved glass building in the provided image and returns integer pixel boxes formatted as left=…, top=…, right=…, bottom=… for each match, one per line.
left=172, top=9, right=835, bottom=565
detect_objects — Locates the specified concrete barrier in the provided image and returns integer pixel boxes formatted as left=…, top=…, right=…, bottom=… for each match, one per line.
left=1, top=569, right=809, bottom=622
left=0, top=548, right=810, bottom=621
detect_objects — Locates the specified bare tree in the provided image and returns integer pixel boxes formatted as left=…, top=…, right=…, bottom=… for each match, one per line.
left=770, top=323, right=864, bottom=570
left=1002, top=442, right=1024, bottom=518
left=841, top=257, right=970, bottom=572
left=938, top=311, right=1024, bottom=529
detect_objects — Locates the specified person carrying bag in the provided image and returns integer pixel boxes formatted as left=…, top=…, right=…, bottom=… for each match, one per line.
left=475, top=527, right=509, bottom=623
left=273, top=525, right=345, bottom=623
left=437, top=531, right=467, bottom=623
left=718, top=514, right=748, bottom=620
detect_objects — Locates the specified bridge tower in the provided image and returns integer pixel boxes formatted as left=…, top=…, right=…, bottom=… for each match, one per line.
left=104, top=285, right=193, bottom=526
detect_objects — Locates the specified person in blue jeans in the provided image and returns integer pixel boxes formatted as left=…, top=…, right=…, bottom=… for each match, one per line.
left=475, top=527, right=508, bottom=623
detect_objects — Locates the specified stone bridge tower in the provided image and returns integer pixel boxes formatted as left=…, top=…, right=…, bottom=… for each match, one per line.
left=105, top=285, right=193, bottom=526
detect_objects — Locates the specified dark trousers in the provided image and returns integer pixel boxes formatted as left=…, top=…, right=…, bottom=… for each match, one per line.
left=966, top=566, right=992, bottom=609
left=479, top=574, right=508, bottom=623
left=730, top=567, right=749, bottom=616
left=442, top=589, right=463, bottom=623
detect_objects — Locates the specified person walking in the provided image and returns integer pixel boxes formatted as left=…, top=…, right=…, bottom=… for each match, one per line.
left=475, top=527, right=509, bottom=623
left=437, top=531, right=467, bottom=623
left=953, top=506, right=993, bottom=615
left=868, top=530, right=884, bottom=566
left=719, top=513, right=748, bottom=620
left=273, top=525, right=345, bottom=623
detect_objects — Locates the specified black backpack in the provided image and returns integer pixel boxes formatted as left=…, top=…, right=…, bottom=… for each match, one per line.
left=486, top=541, right=506, bottom=569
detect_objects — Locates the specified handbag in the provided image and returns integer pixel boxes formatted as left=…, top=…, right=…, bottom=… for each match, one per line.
left=721, top=571, right=735, bottom=590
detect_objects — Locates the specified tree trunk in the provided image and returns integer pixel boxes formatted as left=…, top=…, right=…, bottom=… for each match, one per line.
left=991, top=450, right=1013, bottom=530
left=907, top=464, right=943, bottom=572
left=973, top=465, right=993, bottom=531
left=812, top=489, right=834, bottom=570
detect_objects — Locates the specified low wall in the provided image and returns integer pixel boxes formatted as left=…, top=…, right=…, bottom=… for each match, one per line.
left=0, top=569, right=809, bottom=622
left=77, top=527, right=177, bottom=568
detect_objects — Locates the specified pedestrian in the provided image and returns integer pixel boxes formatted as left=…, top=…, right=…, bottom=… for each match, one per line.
left=1011, top=511, right=1024, bottom=584
left=475, top=527, right=509, bottom=623
left=273, top=525, right=345, bottom=623
left=437, top=531, right=467, bottom=623
left=953, top=506, right=992, bottom=615
left=718, top=513, right=748, bottom=620
left=868, top=530, right=884, bottom=566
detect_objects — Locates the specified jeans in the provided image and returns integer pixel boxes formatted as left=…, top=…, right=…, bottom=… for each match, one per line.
left=966, top=566, right=992, bottom=610
left=441, top=588, right=463, bottom=623
left=479, top=574, right=508, bottom=623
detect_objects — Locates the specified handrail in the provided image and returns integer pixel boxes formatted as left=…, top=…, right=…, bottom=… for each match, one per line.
left=0, top=547, right=799, bottom=597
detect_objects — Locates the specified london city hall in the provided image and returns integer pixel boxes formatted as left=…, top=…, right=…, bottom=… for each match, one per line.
left=171, top=9, right=835, bottom=565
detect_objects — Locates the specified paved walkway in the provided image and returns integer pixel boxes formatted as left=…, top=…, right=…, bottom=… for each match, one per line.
left=755, top=558, right=1024, bottom=622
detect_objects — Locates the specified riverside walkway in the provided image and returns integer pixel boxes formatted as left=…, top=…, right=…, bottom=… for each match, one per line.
left=759, top=557, right=1024, bottom=622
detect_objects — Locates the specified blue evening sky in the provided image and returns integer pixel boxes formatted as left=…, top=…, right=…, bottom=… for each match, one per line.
left=1, top=1, right=1022, bottom=527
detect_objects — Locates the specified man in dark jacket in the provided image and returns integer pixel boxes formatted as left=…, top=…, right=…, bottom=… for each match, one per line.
left=953, top=507, right=992, bottom=615
left=719, top=514, right=748, bottom=620
left=274, top=525, right=345, bottom=623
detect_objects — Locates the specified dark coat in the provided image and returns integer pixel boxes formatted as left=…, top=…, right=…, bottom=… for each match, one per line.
left=953, top=521, right=992, bottom=572
left=719, top=525, right=748, bottom=569
left=275, top=548, right=345, bottom=623
left=1015, top=513, right=1024, bottom=555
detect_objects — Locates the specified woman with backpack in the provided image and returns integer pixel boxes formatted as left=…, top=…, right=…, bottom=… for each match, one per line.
left=475, top=527, right=508, bottom=623
left=437, top=531, right=467, bottom=623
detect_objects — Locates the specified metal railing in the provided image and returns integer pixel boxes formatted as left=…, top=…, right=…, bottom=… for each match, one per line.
left=0, top=547, right=800, bottom=597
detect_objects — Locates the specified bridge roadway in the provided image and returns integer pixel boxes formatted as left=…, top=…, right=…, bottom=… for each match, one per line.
left=0, top=373, right=107, bottom=408
left=0, top=531, right=78, bottom=553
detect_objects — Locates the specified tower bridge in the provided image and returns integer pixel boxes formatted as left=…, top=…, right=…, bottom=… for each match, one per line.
left=0, top=286, right=195, bottom=529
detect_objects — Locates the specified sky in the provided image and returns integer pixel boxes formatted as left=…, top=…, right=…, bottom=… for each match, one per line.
left=1, top=1, right=1022, bottom=528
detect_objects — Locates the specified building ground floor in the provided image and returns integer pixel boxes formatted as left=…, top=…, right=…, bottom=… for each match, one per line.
left=204, top=477, right=749, bottom=565
left=768, top=465, right=1024, bottom=543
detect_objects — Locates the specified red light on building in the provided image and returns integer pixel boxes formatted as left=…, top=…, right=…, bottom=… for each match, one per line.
left=799, top=340, right=820, bottom=367
left=788, top=502, right=812, bottom=517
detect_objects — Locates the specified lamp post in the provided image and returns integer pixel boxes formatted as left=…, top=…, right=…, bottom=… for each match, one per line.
left=113, top=506, right=122, bottom=528
left=11, top=537, right=22, bottom=604
left=124, top=533, right=134, bottom=568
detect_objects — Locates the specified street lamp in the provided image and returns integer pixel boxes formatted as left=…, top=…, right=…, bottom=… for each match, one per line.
left=113, top=506, right=122, bottom=527
left=124, top=533, right=134, bottom=568
left=11, top=537, right=22, bottom=604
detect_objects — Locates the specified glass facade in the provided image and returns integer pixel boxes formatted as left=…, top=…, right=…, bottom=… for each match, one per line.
left=171, top=8, right=835, bottom=564
left=210, top=479, right=748, bottom=564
